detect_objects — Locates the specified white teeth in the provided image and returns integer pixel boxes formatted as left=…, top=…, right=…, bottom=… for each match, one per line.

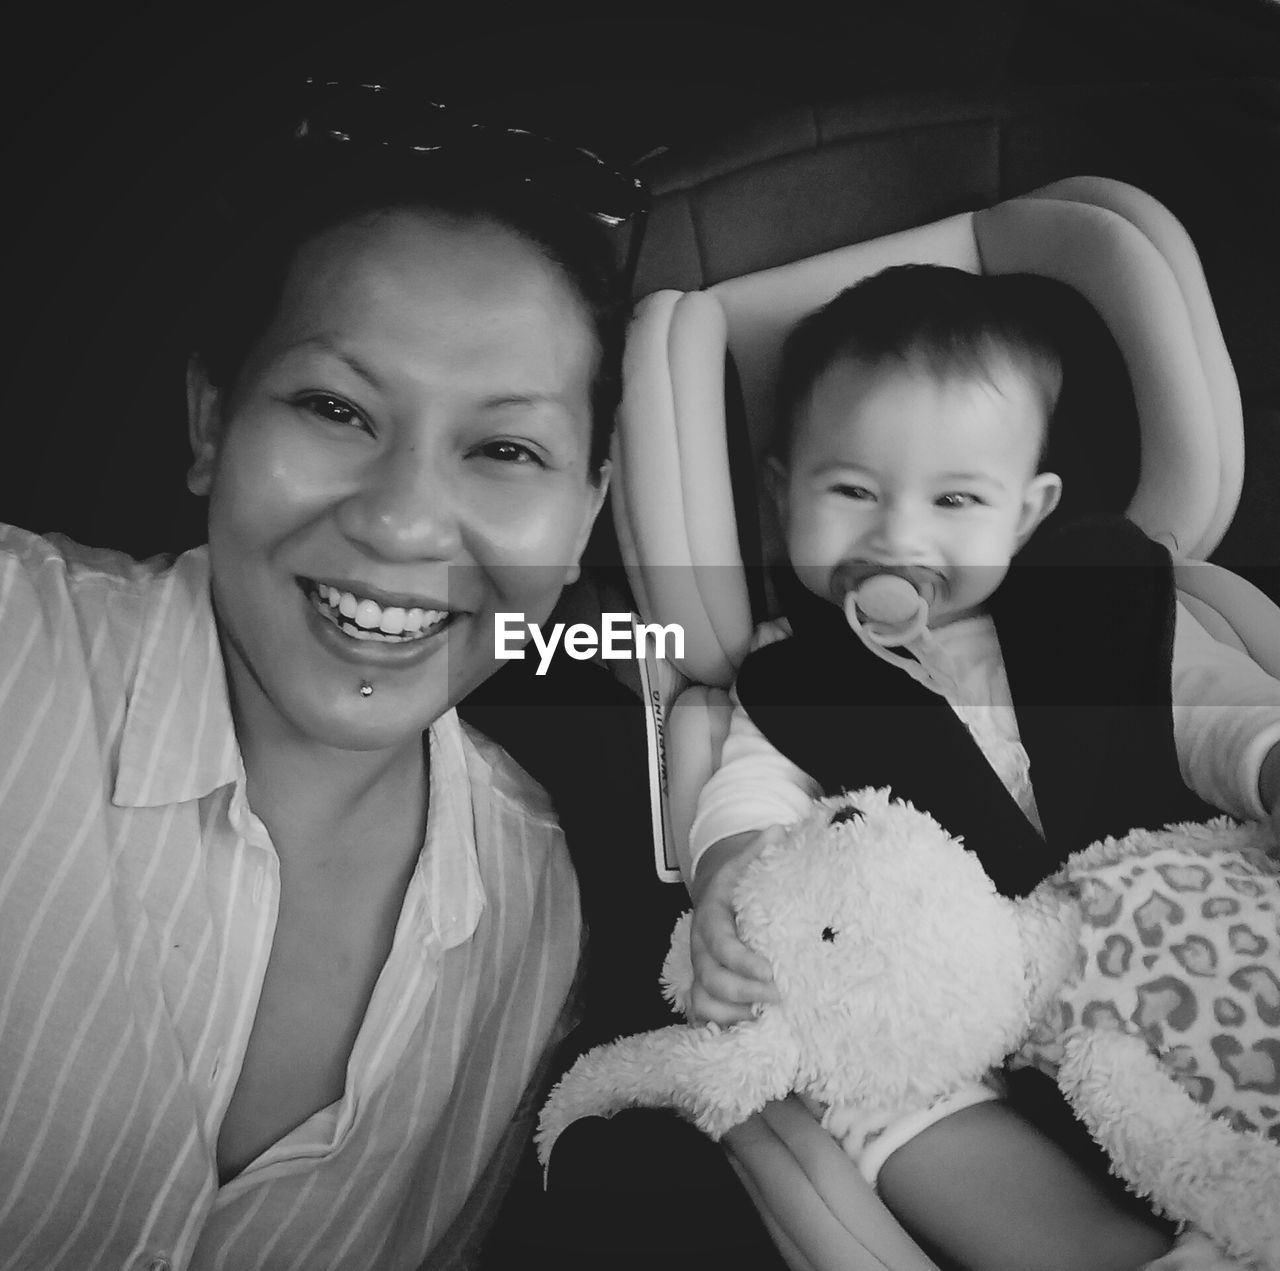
left=310, top=583, right=448, bottom=641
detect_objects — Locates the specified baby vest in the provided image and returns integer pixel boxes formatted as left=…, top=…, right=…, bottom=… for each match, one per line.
left=734, top=517, right=1216, bottom=897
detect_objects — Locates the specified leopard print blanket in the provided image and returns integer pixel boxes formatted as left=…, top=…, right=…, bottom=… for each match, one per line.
left=1019, top=818, right=1279, bottom=1147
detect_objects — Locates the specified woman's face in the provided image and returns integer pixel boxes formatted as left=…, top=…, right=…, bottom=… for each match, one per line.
left=189, top=209, right=607, bottom=753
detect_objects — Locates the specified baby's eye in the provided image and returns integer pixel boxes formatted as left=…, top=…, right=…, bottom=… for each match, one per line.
left=832, top=483, right=875, bottom=501
left=475, top=439, right=544, bottom=466
left=936, top=492, right=983, bottom=509
left=294, top=394, right=367, bottom=431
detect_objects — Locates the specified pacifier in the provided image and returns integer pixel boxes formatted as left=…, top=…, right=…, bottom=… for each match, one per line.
left=830, top=563, right=964, bottom=702
left=837, top=567, right=932, bottom=647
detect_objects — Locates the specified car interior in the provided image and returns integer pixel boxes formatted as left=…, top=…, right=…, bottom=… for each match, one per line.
left=8, top=5, right=1279, bottom=1268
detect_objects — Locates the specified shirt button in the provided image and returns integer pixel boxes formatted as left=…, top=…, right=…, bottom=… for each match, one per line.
left=144, top=1256, right=170, bottom=1271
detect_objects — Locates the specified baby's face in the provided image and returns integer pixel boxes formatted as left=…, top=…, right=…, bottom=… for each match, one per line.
left=772, top=357, right=1061, bottom=628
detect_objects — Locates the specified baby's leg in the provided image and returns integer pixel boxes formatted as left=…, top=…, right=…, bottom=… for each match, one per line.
left=878, top=1100, right=1172, bottom=1271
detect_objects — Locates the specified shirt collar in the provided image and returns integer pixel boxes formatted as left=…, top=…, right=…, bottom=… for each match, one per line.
left=112, top=554, right=486, bottom=943
left=927, top=612, right=999, bottom=663
left=417, top=710, right=486, bottom=950
left=113, top=546, right=240, bottom=808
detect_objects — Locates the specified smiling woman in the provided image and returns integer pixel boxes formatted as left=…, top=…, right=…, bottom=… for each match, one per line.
left=0, top=103, right=701, bottom=1271
left=190, top=206, right=607, bottom=757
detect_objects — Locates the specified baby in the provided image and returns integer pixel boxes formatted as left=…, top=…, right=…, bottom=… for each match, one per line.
left=688, top=264, right=1280, bottom=1270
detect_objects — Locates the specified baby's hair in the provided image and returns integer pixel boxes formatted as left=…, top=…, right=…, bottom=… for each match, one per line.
left=771, top=264, right=1066, bottom=467
left=190, top=145, right=627, bottom=476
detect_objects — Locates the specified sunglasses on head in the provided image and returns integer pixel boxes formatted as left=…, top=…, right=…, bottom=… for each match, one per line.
left=291, top=79, right=651, bottom=286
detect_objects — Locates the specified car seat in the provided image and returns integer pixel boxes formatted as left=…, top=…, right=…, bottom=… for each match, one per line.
left=611, top=173, right=1280, bottom=1270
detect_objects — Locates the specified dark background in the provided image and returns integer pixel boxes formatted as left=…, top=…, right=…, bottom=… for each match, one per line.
left=5, top=1, right=1279, bottom=570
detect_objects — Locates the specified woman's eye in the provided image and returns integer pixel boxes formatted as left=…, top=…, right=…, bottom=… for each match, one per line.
left=476, top=440, right=544, bottom=466
left=833, top=483, right=874, bottom=501
left=937, top=492, right=982, bottom=509
left=295, top=394, right=366, bottom=430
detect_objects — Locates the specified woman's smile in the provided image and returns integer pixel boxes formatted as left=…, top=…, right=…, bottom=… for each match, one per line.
left=192, top=209, right=607, bottom=750
left=291, top=575, right=458, bottom=672
left=306, top=579, right=453, bottom=642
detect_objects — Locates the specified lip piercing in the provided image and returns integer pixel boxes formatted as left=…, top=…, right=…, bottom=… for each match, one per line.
left=359, top=681, right=374, bottom=698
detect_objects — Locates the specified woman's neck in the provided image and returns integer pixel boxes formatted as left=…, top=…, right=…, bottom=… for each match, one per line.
left=234, top=704, right=431, bottom=882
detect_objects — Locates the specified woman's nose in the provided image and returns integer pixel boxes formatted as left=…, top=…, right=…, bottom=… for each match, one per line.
left=337, top=444, right=462, bottom=561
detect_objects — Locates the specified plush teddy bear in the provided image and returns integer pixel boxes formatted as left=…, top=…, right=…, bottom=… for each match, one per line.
left=536, top=788, right=1280, bottom=1269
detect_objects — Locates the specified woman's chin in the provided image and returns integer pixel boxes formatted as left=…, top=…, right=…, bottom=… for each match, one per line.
left=295, top=693, right=439, bottom=754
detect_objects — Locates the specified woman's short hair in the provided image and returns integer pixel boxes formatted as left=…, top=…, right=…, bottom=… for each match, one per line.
left=191, top=144, right=628, bottom=475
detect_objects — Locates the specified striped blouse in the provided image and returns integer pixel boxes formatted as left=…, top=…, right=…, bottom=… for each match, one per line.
left=0, top=526, right=582, bottom=1271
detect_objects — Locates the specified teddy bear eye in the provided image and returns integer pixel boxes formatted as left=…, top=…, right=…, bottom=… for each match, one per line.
left=821, top=926, right=838, bottom=943
left=829, top=804, right=863, bottom=826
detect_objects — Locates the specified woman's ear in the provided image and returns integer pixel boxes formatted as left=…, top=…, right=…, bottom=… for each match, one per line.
left=563, top=458, right=611, bottom=586
left=1015, top=471, right=1063, bottom=547
left=185, top=357, right=223, bottom=496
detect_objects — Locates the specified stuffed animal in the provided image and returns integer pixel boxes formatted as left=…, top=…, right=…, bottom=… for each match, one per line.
left=536, top=788, right=1280, bottom=1269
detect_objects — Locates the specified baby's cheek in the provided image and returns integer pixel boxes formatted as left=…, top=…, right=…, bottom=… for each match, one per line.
left=954, top=559, right=1011, bottom=595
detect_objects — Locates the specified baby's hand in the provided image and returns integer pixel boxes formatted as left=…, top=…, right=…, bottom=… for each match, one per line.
left=688, top=827, right=786, bottom=1026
